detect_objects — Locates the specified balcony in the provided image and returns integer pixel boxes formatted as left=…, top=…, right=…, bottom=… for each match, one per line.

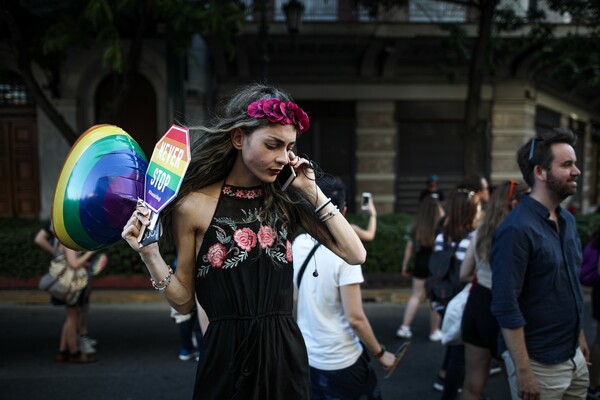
left=239, top=0, right=571, bottom=24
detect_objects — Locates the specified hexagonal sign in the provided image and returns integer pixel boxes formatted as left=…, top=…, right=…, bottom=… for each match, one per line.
left=144, top=124, right=190, bottom=214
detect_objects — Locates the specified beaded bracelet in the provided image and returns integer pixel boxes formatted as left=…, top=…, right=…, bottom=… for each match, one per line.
left=151, top=267, right=174, bottom=292
left=320, top=206, right=339, bottom=222
left=314, top=198, right=332, bottom=214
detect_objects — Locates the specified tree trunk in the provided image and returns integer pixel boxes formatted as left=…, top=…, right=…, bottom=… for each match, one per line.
left=463, top=0, right=497, bottom=175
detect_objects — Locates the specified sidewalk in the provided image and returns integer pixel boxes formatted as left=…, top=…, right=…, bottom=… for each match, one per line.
left=0, top=271, right=412, bottom=305
left=0, top=287, right=412, bottom=305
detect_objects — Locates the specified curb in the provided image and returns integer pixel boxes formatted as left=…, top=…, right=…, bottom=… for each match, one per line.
left=0, top=288, right=412, bottom=305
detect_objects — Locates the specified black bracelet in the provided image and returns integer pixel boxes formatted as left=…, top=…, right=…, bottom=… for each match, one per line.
left=373, top=345, right=386, bottom=359
left=314, top=197, right=332, bottom=214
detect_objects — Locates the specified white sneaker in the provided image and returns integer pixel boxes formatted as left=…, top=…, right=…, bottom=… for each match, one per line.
left=396, top=326, right=412, bottom=339
left=429, top=330, right=443, bottom=342
left=80, top=335, right=98, bottom=346
left=78, top=336, right=96, bottom=354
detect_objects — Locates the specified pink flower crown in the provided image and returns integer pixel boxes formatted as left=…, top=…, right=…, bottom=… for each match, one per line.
left=247, top=98, right=310, bottom=133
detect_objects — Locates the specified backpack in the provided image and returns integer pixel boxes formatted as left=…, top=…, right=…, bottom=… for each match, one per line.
left=579, top=238, right=600, bottom=287
left=425, top=238, right=462, bottom=311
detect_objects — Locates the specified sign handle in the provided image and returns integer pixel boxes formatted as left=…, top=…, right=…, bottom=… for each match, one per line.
left=136, top=200, right=161, bottom=248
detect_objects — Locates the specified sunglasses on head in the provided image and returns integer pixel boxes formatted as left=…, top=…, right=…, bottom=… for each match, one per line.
left=528, top=138, right=542, bottom=162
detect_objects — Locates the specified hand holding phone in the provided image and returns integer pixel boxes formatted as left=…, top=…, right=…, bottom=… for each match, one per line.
left=361, top=192, right=371, bottom=211
left=276, top=164, right=296, bottom=191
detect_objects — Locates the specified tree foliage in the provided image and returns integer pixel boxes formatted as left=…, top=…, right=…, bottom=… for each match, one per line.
left=1, top=0, right=246, bottom=145
left=356, top=0, right=600, bottom=175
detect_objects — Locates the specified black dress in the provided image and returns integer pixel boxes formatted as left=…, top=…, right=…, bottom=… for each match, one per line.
left=193, top=184, right=310, bottom=399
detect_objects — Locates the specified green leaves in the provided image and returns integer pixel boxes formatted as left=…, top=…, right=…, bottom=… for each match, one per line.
left=2, top=213, right=600, bottom=279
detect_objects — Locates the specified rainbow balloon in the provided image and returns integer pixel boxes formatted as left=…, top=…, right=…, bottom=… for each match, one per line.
left=52, top=125, right=148, bottom=251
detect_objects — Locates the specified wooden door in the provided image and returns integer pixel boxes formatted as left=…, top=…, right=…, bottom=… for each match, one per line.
left=0, top=118, right=40, bottom=218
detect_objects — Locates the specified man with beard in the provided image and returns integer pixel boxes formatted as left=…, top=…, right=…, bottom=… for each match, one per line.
left=491, top=127, right=589, bottom=400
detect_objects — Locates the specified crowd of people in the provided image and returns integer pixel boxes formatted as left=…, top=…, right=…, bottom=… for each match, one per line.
left=39, top=82, right=600, bottom=400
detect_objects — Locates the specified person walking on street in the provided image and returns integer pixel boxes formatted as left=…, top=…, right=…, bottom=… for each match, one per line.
left=53, top=243, right=97, bottom=363
left=293, top=176, right=395, bottom=399
left=491, top=127, right=589, bottom=400
left=121, top=83, right=366, bottom=399
left=396, top=195, right=444, bottom=341
left=419, top=174, right=445, bottom=203
left=432, top=188, right=480, bottom=400
left=35, top=223, right=97, bottom=357
left=459, top=179, right=528, bottom=400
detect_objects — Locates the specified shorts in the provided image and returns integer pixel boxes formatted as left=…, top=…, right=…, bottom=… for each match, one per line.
left=461, top=284, right=499, bottom=358
left=309, top=350, right=382, bottom=400
left=503, top=348, right=588, bottom=400
left=413, top=247, right=432, bottom=279
left=51, top=285, right=88, bottom=308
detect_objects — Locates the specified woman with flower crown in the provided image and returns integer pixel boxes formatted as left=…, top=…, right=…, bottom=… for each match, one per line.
left=121, top=83, right=366, bottom=399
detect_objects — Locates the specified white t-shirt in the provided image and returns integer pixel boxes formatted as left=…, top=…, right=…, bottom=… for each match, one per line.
left=292, top=233, right=364, bottom=371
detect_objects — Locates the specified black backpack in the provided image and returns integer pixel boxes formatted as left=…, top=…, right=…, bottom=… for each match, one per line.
left=425, top=238, right=462, bottom=311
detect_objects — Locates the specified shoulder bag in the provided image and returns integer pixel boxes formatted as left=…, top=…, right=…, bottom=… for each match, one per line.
left=425, top=238, right=462, bottom=309
left=39, top=254, right=88, bottom=305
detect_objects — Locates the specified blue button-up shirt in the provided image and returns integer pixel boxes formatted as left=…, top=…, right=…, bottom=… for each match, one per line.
left=490, top=194, right=583, bottom=364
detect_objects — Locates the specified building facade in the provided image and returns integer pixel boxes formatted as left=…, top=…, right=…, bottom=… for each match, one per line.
left=1, top=0, right=599, bottom=219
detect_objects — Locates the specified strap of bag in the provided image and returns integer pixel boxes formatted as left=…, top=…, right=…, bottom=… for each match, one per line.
left=296, top=243, right=321, bottom=289
left=442, top=233, right=461, bottom=256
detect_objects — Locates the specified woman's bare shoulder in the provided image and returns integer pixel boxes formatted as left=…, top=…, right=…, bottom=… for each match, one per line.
left=173, top=182, right=222, bottom=226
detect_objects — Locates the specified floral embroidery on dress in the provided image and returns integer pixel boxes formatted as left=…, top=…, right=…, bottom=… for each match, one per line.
left=257, top=225, right=276, bottom=249
left=197, top=187, right=291, bottom=278
left=221, top=185, right=263, bottom=199
left=234, top=228, right=257, bottom=251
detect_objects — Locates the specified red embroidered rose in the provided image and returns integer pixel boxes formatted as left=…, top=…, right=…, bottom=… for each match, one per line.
left=285, top=240, right=293, bottom=262
left=234, top=228, right=257, bottom=252
left=207, top=243, right=227, bottom=268
left=258, top=225, right=276, bottom=249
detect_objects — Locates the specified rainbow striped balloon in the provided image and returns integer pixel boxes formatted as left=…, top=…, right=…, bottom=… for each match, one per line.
left=52, top=125, right=148, bottom=251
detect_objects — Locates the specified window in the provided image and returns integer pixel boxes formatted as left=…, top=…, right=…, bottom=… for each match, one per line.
left=0, top=73, right=34, bottom=106
left=409, top=0, right=467, bottom=23
left=535, top=105, right=561, bottom=133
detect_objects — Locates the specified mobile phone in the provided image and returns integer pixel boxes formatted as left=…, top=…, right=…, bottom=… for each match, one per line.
left=361, top=192, right=371, bottom=211
left=383, top=341, right=411, bottom=380
left=276, top=164, right=296, bottom=191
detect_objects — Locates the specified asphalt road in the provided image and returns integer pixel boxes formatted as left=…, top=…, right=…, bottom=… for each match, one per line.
left=0, top=297, right=595, bottom=400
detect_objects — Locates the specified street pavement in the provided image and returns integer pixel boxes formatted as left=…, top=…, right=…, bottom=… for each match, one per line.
left=0, top=290, right=595, bottom=400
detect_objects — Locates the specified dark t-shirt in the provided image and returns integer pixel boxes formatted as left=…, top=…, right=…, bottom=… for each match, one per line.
left=419, top=189, right=444, bottom=203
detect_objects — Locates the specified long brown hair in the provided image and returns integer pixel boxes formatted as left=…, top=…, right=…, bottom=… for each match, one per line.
left=443, top=188, right=478, bottom=242
left=162, top=83, right=333, bottom=247
left=475, top=180, right=529, bottom=262
left=412, top=196, right=444, bottom=248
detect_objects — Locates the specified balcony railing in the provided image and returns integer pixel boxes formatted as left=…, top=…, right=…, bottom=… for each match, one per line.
left=239, top=0, right=571, bottom=24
